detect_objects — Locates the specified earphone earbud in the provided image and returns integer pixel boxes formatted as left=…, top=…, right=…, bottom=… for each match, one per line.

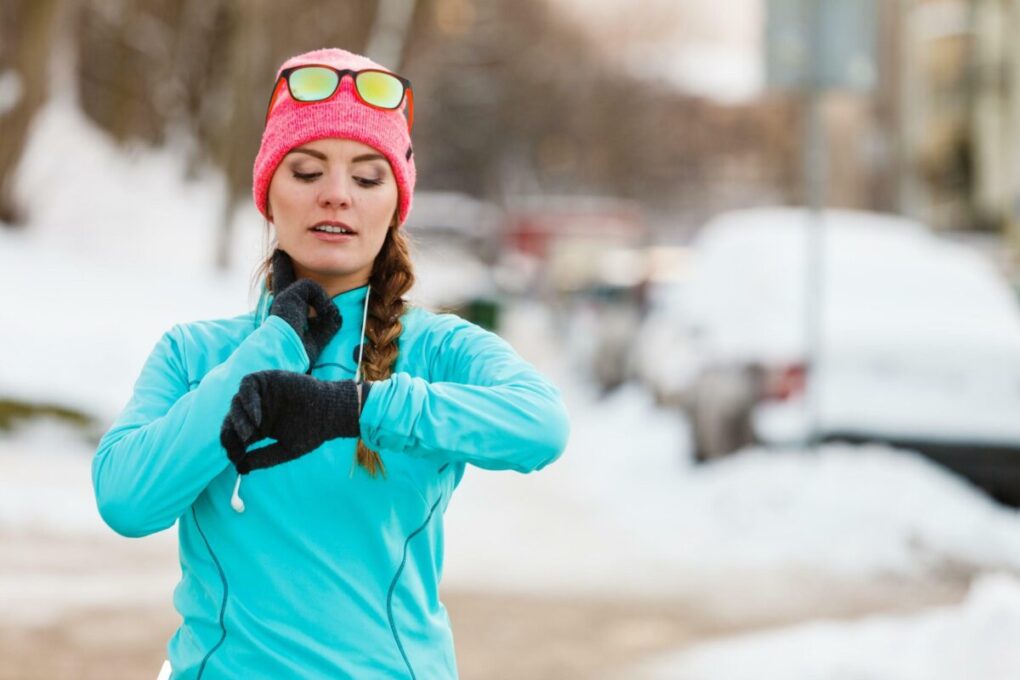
left=231, top=474, right=245, bottom=513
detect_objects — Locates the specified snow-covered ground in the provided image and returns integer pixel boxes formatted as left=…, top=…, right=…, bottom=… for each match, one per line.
left=6, top=96, right=1020, bottom=673
left=631, top=572, right=1020, bottom=680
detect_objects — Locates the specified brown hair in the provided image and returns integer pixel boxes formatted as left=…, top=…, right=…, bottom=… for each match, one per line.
left=250, top=214, right=415, bottom=478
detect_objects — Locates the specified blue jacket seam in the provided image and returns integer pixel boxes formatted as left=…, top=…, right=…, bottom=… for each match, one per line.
left=386, top=494, right=443, bottom=680
left=192, top=506, right=228, bottom=680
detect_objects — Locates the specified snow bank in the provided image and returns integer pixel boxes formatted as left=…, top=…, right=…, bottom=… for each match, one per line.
left=441, top=354, right=1020, bottom=600
left=633, top=572, right=1020, bottom=680
left=551, top=383, right=1020, bottom=581
left=0, top=418, right=109, bottom=534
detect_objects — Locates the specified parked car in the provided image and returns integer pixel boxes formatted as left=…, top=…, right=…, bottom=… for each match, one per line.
left=654, top=207, right=1020, bottom=504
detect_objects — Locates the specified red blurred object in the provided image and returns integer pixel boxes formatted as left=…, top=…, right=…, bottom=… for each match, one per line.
left=763, top=362, right=808, bottom=401
left=502, top=199, right=645, bottom=259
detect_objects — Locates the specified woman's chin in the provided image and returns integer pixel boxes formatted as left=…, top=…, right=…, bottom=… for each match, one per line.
left=291, top=247, right=347, bottom=268
left=295, top=255, right=369, bottom=281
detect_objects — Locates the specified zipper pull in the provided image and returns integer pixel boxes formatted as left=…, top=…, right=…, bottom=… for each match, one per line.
left=230, top=473, right=246, bottom=513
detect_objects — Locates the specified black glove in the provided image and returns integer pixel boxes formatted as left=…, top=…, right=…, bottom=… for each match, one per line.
left=268, top=249, right=342, bottom=366
left=220, top=370, right=373, bottom=474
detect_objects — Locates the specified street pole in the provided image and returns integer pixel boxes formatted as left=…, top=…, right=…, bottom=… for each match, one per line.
left=802, top=0, right=826, bottom=452
left=767, top=0, right=876, bottom=452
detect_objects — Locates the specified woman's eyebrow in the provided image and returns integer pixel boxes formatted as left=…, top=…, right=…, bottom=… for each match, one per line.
left=286, top=147, right=327, bottom=160
left=284, top=149, right=385, bottom=165
left=352, top=153, right=386, bottom=164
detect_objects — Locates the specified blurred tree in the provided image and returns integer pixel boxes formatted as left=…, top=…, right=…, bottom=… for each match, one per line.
left=365, top=0, right=418, bottom=68
left=0, top=0, right=62, bottom=226
left=407, top=0, right=796, bottom=221
left=0, top=0, right=795, bottom=251
left=74, top=0, right=383, bottom=268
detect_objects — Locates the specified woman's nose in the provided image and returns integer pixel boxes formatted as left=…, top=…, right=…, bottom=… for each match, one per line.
left=318, top=174, right=352, bottom=209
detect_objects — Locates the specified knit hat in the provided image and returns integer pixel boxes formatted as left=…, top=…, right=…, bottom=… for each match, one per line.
left=252, top=47, right=415, bottom=226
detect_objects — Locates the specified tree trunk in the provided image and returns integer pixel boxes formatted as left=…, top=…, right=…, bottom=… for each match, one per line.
left=0, top=0, right=62, bottom=226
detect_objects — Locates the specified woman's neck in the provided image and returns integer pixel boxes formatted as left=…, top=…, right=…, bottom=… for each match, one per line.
left=293, top=266, right=370, bottom=299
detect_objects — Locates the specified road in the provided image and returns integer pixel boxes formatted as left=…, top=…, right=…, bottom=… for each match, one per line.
left=0, top=528, right=967, bottom=680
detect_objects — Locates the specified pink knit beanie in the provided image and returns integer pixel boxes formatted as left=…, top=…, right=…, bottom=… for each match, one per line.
left=252, top=47, right=415, bottom=226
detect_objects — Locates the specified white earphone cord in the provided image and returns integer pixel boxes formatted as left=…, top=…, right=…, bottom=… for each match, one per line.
left=356, top=284, right=370, bottom=383
left=233, top=284, right=372, bottom=514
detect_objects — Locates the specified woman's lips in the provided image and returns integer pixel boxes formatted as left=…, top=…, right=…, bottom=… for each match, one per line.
left=310, top=230, right=356, bottom=242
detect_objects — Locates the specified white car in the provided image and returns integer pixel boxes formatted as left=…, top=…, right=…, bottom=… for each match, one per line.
left=663, top=208, right=1020, bottom=503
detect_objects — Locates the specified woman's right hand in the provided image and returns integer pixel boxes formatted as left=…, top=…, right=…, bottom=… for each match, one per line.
left=268, top=248, right=342, bottom=366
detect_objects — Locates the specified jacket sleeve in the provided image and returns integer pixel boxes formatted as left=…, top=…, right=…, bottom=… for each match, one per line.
left=91, top=315, right=309, bottom=538
left=358, top=314, right=570, bottom=473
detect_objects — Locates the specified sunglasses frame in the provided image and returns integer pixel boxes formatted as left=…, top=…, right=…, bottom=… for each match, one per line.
left=264, top=64, right=414, bottom=131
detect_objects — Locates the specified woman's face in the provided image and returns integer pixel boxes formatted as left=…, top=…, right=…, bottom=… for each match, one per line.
left=267, top=137, right=398, bottom=296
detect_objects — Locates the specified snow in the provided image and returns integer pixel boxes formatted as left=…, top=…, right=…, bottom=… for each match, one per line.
left=0, top=226, right=251, bottom=419
left=632, top=572, right=1020, bottom=680
left=0, top=420, right=180, bottom=625
left=6, top=94, right=1020, bottom=670
left=0, top=419, right=109, bottom=535
left=12, top=97, right=247, bottom=276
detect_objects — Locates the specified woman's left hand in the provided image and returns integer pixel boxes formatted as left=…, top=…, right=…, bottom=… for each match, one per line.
left=220, top=370, right=368, bottom=474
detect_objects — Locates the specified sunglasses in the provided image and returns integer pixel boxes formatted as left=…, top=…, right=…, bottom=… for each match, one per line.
left=264, top=64, right=414, bottom=131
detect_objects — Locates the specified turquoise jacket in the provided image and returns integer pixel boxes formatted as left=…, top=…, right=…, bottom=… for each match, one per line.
left=92, top=284, right=570, bottom=679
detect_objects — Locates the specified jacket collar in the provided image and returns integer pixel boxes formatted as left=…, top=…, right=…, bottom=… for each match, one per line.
left=255, top=282, right=370, bottom=328
left=330, top=284, right=370, bottom=319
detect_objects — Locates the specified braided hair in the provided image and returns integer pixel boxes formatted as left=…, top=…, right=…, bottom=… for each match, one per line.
left=354, top=220, right=414, bottom=476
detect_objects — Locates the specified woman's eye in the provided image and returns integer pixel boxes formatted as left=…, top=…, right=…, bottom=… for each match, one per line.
left=293, top=171, right=321, bottom=181
left=354, top=176, right=384, bottom=188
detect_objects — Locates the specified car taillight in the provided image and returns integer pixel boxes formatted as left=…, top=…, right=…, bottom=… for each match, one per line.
left=764, top=363, right=807, bottom=401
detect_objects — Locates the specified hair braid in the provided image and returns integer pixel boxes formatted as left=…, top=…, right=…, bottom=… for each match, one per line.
left=356, top=225, right=415, bottom=477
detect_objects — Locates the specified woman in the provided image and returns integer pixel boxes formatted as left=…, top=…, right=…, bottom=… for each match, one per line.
left=91, top=47, right=570, bottom=679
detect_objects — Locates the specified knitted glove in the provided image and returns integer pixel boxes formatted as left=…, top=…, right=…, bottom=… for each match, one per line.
left=268, top=249, right=342, bottom=366
left=220, top=369, right=373, bottom=474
